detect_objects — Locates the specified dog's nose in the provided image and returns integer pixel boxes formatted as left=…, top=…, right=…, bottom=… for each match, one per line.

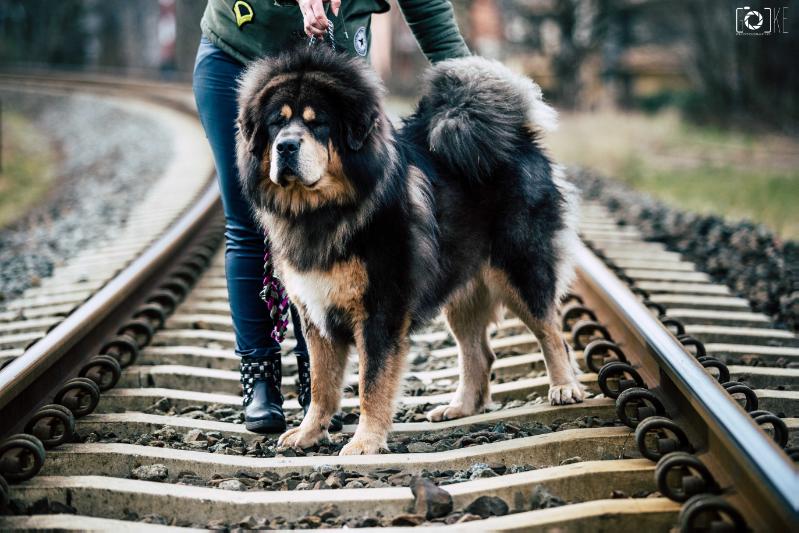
left=276, top=138, right=301, bottom=155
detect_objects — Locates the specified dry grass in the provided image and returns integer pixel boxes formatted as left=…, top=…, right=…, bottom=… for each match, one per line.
left=0, top=112, right=56, bottom=228
left=547, top=109, right=799, bottom=240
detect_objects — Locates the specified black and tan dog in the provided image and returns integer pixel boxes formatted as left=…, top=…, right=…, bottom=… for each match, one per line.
left=236, top=48, right=582, bottom=455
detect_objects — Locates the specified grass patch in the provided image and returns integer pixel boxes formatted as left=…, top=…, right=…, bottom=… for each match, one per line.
left=0, top=111, right=57, bottom=228
left=621, top=157, right=799, bottom=238
left=548, top=110, right=799, bottom=240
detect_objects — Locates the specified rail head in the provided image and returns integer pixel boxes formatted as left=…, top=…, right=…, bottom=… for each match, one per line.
left=574, top=241, right=798, bottom=529
left=0, top=73, right=220, bottom=436
left=0, top=182, right=221, bottom=435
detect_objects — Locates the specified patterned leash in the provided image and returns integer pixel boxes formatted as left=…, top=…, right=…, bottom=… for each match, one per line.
left=307, top=3, right=346, bottom=51
left=259, top=236, right=290, bottom=342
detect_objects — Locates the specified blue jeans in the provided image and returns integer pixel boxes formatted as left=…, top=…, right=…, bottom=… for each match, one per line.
left=193, top=36, right=306, bottom=359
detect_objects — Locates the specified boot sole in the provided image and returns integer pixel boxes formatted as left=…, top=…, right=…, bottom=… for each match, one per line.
left=245, top=418, right=287, bottom=434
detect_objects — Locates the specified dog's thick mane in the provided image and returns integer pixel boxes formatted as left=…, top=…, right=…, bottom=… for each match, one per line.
left=237, top=47, right=407, bottom=268
left=237, top=46, right=385, bottom=123
left=238, top=46, right=396, bottom=170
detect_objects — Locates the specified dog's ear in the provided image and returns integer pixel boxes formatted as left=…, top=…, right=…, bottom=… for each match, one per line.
left=236, top=57, right=278, bottom=157
left=238, top=111, right=267, bottom=158
left=345, top=111, right=380, bottom=151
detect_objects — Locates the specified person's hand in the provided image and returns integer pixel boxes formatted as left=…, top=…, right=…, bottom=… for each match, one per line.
left=299, top=0, right=341, bottom=38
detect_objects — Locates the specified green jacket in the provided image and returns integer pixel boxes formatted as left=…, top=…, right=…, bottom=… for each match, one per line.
left=201, top=0, right=470, bottom=64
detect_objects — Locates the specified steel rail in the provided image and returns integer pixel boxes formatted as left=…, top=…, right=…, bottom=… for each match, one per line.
left=0, top=181, right=220, bottom=437
left=573, top=241, right=798, bottom=530
left=0, top=69, right=189, bottom=95
left=0, top=74, right=221, bottom=438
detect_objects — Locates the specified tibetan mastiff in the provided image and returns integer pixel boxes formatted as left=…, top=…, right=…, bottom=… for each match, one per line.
left=236, top=47, right=582, bottom=455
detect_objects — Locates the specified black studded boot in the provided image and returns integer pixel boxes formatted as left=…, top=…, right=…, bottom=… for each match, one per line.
left=240, top=356, right=286, bottom=434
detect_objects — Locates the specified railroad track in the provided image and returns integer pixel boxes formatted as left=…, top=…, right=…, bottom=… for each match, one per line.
left=0, top=71, right=215, bottom=369
left=0, top=75, right=796, bottom=531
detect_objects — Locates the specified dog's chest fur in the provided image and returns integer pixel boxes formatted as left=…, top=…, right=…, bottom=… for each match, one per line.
left=278, top=258, right=368, bottom=338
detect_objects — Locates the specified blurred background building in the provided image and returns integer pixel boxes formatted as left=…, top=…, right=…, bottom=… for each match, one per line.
left=1, top=0, right=797, bottom=127
left=0, top=0, right=200, bottom=76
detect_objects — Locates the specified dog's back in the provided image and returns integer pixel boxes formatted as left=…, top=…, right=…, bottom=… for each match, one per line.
left=398, top=57, right=578, bottom=323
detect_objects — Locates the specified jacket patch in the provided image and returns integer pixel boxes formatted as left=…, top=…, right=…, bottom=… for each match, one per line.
left=354, top=26, right=368, bottom=56
left=233, top=1, right=254, bottom=28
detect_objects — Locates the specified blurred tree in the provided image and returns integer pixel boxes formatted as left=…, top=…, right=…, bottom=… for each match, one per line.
left=175, top=0, right=207, bottom=73
left=0, top=0, right=88, bottom=66
left=494, top=0, right=797, bottom=127
left=549, top=0, right=611, bottom=107
left=497, top=0, right=612, bottom=108
left=680, top=0, right=799, bottom=129
left=0, top=0, right=202, bottom=79
left=470, top=0, right=504, bottom=58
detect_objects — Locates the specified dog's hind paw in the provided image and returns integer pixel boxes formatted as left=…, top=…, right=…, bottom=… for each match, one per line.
left=339, top=434, right=387, bottom=456
left=277, top=425, right=328, bottom=450
left=426, top=403, right=476, bottom=422
left=548, top=381, right=585, bottom=405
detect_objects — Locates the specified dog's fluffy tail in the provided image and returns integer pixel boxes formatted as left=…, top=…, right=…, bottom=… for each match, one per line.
left=420, top=56, right=557, bottom=183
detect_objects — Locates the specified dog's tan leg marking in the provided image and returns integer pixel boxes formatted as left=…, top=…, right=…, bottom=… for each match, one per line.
left=486, top=268, right=584, bottom=405
left=427, top=276, right=498, bottom=422
left=339, top=316, right=410, bottom=455
left=277, top=312, right=348, bottom=450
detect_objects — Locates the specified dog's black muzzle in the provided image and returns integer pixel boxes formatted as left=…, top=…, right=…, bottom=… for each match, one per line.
left=274, top=137, right=301, bottom=187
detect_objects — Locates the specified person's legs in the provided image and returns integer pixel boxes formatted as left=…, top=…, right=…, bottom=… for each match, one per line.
left=193, top=37, right=279, bottom=360
left=193, top=36, right=310, bottom=433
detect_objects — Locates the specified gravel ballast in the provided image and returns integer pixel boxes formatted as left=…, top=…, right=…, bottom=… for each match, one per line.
left=10, top=477, right=656, bottom=530
left=570, top=168, right=799, bottom=332
left=0, top=89, right=172, bottom=303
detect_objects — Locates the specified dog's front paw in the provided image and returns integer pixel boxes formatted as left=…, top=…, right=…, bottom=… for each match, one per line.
left=426, top=403, right=476, bottom=422
left=338, top=434, right=387, bottom=456
left=277, top=425, right=328, bottom=450
left=548, top=381, right=585, bottom=405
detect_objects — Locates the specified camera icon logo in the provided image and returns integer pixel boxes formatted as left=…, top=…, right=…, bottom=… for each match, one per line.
left=736, top=6, right=773, bottom=34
